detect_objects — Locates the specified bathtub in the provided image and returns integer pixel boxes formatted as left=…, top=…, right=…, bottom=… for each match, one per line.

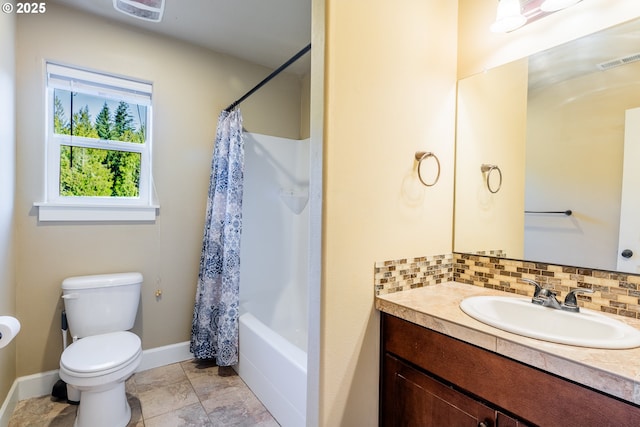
left=236, top=312, right=307, bottom=427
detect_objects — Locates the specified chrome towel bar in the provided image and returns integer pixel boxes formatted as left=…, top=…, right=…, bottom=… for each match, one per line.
left=525, top=210, right=572, bottom=216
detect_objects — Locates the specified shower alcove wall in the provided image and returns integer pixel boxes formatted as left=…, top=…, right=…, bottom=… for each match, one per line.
left=235, top=132, right=310, bottom=427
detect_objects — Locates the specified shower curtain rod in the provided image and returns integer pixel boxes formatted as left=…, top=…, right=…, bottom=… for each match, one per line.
left=224, top=43, right=311, bottom=113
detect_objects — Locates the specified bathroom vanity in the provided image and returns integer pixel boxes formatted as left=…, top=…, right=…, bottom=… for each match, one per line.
left=377, top=283, right=640, bottom=426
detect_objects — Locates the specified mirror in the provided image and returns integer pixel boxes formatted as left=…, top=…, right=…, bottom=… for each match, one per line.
left=454, top=18, right=640, bottom=273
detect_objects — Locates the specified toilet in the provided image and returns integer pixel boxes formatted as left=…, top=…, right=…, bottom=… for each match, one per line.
left=59, top=272, right=143, bottom=427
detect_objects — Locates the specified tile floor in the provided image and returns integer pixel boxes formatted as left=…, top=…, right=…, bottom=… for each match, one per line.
left=8, top=359, right=280, bottom=427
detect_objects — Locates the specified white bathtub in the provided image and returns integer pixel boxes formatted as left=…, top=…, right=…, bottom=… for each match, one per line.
left=236, top=312, right=307, bottom=427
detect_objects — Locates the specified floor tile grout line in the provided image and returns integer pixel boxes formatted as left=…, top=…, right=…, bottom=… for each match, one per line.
left=181, top=360, right=216, bottom=424
left=181, top=359, right=216, bottom=424
left=135, top=360, right=206, bottom=425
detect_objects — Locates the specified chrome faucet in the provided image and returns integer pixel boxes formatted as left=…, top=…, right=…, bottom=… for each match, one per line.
left=533, top=287, right=563, bottom=309
left=521, top=279, right=594, bottom=313
left=522, top=278, right=560, bottom=307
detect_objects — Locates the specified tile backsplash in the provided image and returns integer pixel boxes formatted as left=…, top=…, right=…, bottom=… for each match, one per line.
left=374, top=254, right=453, bottom=296
left=374, top=252, right=640, bottom=319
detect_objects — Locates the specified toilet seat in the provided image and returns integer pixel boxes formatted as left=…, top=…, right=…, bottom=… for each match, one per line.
left=61, top=331, right=141, bottom=377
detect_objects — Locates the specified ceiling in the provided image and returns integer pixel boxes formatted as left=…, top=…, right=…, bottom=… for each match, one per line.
left=528, top=18, right=640, bottom=91
left=48, top=0, right=312, bottom=75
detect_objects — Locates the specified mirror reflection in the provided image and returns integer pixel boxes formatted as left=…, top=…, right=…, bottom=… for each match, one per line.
left=454, top=18, right=640, bottom=274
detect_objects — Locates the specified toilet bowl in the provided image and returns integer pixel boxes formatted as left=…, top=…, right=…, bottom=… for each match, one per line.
left=59, top=331, right=142, bottom=427
left=59, top=272, right=143, bottom=427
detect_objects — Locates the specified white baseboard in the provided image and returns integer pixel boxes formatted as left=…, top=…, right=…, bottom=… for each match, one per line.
left=0, top=341, right=192, bottom=427
left=0, top=380, right=19, bottom=427
left=137, top=341, right=192, bottom=372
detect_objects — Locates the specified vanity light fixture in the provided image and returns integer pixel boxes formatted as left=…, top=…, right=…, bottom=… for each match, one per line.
left=540, top=0, right=582, bottom=12
left=113, top=0, right=165, bottom=22
left=490, top=0, right=527, bottom=33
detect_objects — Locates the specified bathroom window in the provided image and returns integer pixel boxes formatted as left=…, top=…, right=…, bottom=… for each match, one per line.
left=37, top=63, right=157, bottom=221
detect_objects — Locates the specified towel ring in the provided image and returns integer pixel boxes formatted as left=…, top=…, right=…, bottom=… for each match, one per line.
left=415, top=151, right=440, bottom=187
left=481, top=164, right=502, bottom=193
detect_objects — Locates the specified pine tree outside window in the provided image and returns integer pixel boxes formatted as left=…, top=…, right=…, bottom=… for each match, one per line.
left=37, top=63, right=157, bottom=221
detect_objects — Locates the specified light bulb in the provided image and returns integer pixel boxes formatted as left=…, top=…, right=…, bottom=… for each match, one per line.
left=490, top=0, right=527, bottom=33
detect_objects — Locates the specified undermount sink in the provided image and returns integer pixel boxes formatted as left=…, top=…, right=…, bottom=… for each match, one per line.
left=459, top=295, right=640, bottom=349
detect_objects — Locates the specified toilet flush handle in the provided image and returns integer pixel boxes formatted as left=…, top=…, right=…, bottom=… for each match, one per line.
left=61, top=293, right=79, bottom=300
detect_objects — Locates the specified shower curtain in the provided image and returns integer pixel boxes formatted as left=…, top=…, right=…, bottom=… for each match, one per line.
left=190, top=109, right=244, bottom=366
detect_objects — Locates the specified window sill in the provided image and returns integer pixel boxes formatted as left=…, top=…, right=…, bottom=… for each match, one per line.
left=34, top=202, right=159, bottom=222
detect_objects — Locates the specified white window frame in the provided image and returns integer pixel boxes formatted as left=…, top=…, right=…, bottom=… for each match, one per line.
left=36, top=62, right=158, bottom=222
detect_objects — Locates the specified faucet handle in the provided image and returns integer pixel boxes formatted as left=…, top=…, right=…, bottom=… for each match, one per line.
left=521, top=278, right=542, bottom=298
left=539, top=288, right=556, bottom=298
left=562, top=288, right=594, bottom=312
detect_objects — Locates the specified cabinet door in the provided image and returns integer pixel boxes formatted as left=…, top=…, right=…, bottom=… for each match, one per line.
left=382, top=354, right=495, bottom=427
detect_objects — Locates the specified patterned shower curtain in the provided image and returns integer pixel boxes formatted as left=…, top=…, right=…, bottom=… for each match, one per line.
left=190, top=109, right=244, bottom=366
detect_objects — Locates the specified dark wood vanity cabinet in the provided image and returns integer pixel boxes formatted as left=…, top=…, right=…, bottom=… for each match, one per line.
left=380, top=313, right=640, bottom=427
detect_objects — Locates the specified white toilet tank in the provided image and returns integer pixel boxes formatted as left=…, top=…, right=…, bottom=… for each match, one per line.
left=62, top=272, right=142, bottom=339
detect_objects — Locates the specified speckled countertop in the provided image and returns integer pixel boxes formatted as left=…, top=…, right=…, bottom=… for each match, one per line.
left=375, top=281, right=640, bottom=405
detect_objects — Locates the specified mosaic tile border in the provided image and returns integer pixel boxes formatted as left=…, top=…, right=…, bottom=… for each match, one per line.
left=374, top=254, right=453, bottom=296
left=374, top=252, right=640, bottom=319
left=453, top=253, right=640, bottom=319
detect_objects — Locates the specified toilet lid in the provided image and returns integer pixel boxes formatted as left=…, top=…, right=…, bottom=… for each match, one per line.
left=61, top=331, right=141, bottom=374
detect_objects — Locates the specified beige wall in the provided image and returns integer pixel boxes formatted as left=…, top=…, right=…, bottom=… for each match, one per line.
left=14, top=3, right=304, bottom=377
left=301, top=73, right=311, bottom=139
left=454, top=58, right=527, bottom=258
left=0, top=8, right=17, bottom=402
left=458, top=0, right=640, bottom=79
left=321, top=1, right=458, bottom=425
